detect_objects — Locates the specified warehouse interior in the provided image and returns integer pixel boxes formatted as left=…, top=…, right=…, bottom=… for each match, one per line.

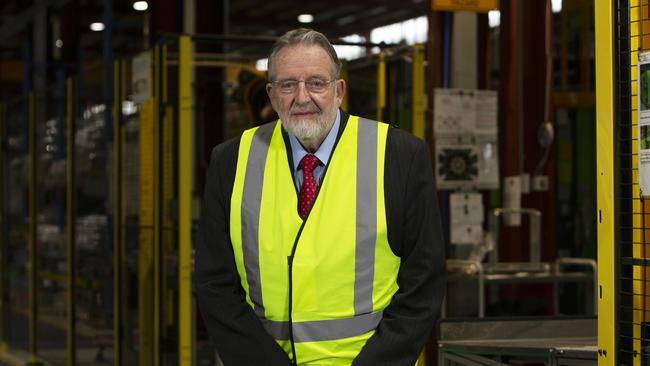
left=0, top=0, right=640, bottom=365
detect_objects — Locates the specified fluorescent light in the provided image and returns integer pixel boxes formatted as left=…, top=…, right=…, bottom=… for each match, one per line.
left=256, top=58, right=268, bottom=71
left=133, top=1, right=148, bottom=11
left=551, top=0, right=562, bottom=13
left=90, top=22, right=105, bottom=32
left=297, top=14, right=314, bottom=23
left=488, top=10, right=500, bottom=28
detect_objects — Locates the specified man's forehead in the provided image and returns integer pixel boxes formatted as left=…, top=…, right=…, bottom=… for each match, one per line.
left=273, top=45, right=333, bottom=75
left=276, top=44, right=327, bottom=59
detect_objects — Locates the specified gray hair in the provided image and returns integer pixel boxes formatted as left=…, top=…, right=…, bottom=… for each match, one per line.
left=267, top=28, right=342, bottom=81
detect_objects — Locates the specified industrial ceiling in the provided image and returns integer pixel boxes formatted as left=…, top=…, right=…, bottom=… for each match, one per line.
left=0, top=0, right=429, bottom=60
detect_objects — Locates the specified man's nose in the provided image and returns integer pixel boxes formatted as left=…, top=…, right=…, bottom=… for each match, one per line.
left=294, top=82, right=311, bottom=103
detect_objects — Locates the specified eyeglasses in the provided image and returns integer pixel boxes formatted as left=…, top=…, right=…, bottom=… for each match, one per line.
left=270, top=78, right=335, bottom=94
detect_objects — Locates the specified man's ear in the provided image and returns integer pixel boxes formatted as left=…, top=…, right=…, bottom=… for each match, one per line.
left=335, top=79, right=346, bottom=106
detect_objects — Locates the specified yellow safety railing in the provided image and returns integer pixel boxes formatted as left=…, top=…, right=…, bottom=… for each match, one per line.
left=595, top=0, right=615, bottom=364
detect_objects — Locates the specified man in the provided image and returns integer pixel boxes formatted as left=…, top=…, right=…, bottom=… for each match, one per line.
left=195, top=28, right=446, bottom=366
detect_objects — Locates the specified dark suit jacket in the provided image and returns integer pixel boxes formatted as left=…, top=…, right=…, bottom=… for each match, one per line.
left=195, top=110, right=446, bottom=365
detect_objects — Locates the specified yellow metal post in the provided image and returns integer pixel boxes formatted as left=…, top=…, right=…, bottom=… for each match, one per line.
left=163, top=102, right=174, bottom=330
left=28, top=91, right=38, bottom=362
left=340, top=59, right=348, bottom=111
left=161, top=43, right=175, bottom=338
left=138, top=98, right=155, bottom=366
left=377, top=51, right=386, bottom=122
left=595, top=0, right=615, bottom=365
left=153, top=44, right=162, bottom=366
left=112, top=59, right=125, bottom=366
left=412, top=44, right=426, bottom=139
left=178, top=35, right=193, bottom=366
left=66, top=77, right=77, bottom=366
left=138, top=48, right=156, bottom=365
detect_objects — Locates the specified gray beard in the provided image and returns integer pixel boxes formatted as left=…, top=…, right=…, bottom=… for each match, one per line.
left=282, top=110, right=336, bottom=150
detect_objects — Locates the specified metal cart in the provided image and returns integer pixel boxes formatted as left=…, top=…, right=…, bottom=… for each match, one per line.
left=438, top=317, right=597, bottom=366
left=444, top=208, right=597, bottom=318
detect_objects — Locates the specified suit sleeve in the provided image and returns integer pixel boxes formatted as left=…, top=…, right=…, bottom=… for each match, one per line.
left=352, top=137, right=446, bottom=366
left=194, top=142, right=293, bottom=366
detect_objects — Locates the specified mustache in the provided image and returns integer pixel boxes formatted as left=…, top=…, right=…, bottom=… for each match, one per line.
left=290, top=104, right=321, bottom=114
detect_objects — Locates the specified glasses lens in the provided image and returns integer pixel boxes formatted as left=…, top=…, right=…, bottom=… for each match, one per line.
left=306, top=79, right=327, bottom=92
left=275, top=79, right=331, bottom=93
left=279, top=80, right=297, bottom=93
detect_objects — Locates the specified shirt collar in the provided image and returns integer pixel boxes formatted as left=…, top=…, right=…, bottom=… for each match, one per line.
left=288, top=109, right=340, bottom=172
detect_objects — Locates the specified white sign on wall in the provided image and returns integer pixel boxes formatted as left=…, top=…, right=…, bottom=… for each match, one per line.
left=434, top=88, right=499, bottom=190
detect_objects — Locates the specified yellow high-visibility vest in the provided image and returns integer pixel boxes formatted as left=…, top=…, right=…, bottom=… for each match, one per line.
left=230, top=115, right=400, bottom=365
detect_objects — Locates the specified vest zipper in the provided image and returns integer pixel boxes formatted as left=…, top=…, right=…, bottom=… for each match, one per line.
left=287, top=219, right=307, bottom=366
left=284, top=120, right=345, bottom=364
left=287, top=254, right=297, bottom=366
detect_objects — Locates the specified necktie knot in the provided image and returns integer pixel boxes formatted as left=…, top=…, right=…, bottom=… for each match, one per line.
left=299, top=154, right=320, bottom=174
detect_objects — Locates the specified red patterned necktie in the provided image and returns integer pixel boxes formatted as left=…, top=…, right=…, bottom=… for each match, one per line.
left=298, top=154, right=321, bottom=219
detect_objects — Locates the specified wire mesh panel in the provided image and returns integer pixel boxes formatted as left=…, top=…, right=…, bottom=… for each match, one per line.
left=74, top=62, right=115, bottom=366
left=34, top=82, right=69, bottom=365
left=617, top=0, right=650, bottom=364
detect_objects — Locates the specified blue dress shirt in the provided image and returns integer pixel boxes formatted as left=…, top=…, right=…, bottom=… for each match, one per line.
left=288, top=109, right=340, bottom=191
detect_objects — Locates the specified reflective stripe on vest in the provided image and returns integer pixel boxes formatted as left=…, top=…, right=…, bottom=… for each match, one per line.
left=231, top=117, right=399, bottom=352
left=240, top=122, right=275, bottom=318
left=355, top=118, right=377, bottom=316
left=260, top=311, right=383, bottom=342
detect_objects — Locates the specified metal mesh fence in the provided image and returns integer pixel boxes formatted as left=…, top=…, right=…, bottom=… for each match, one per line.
left=617, top=1, right=650, bottom=364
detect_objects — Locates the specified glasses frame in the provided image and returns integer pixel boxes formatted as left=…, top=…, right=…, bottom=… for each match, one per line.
left=269, top=78, right=336, bottom=94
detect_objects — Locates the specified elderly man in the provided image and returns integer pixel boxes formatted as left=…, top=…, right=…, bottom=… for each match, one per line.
left=195, top=28, right=446, bottom=366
